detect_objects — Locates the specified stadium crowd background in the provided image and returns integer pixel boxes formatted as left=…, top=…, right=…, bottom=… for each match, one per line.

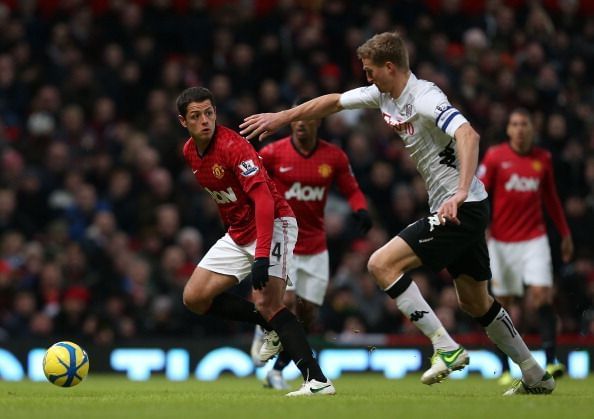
left=0, top=0, right=593, bottom=347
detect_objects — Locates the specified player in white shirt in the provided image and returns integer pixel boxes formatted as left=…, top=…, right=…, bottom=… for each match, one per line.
left=241, top=31, right=554, bottom=395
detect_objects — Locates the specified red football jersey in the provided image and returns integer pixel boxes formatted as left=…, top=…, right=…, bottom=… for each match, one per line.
left=183, top=125, right=293, bottom=245
left=478, top=142, right=570, bottom=242
left=260, top=137, right=367, bottom=254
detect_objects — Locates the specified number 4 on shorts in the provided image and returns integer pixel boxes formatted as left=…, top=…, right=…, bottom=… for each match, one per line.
left=272, top=242, right=281, bottom=261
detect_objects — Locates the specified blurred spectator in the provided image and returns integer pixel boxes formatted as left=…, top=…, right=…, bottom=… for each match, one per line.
left=0, top=0, right=591, bottom=343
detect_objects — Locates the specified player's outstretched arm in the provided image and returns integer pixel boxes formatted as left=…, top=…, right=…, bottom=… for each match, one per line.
left=240, top=94, right=343, bottom=141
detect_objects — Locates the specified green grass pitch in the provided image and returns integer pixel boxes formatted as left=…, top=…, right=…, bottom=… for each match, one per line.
left=1, top=374, right=593, bottom=419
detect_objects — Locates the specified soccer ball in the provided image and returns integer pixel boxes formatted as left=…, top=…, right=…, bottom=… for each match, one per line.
left=42, top=341, right=90, bottom=387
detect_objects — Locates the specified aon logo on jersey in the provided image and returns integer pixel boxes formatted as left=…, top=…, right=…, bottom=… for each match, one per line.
left=285, top=182, right=325, bottom=201
left=505, top=174, right=540, bottom=192
left=205, top=187, right=237, bottom=204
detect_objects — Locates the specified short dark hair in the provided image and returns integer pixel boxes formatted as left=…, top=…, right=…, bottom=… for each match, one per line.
left=176, top=87, right=215, bottom=116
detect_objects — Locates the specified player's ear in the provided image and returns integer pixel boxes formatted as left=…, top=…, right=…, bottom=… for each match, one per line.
left=178, top=114, right=187, bottom=128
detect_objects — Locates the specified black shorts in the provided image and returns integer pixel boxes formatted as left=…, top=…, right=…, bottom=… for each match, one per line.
left=398, top=199, right=492, bottom=280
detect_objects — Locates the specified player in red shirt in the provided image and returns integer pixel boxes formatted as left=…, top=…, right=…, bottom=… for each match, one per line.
left=177, top=87, right=335, bottom=396
left=478, top=108, right=574, bottom=383
left=250, top=98, right=371, bottom=389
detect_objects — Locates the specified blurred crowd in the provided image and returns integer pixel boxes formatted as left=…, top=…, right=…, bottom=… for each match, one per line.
left=0, top=0, right=594, bottom=346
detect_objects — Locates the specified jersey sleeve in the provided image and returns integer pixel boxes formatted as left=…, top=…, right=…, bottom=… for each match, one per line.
left=227, top=136, right=267, bottom=193
left=415, top=85, right=468, bottom=138
left=258, top=143, right=275, bottom=175
left=477, top=147, right=497, bottom=192
left=247, top=182, right=274, bottom=258
left=334, top=148, right=367, bottom=211
left=339, top=85, right=381, bottom=109
left=541, top=152, right=571, bottom=237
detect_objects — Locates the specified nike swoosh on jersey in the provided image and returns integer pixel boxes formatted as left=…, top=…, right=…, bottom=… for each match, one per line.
left=279, top=167, right=293, bottom=173
left=192, top=169, right=198, bottom=174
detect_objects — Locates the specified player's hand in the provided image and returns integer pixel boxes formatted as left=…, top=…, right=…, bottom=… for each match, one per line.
left=240, top=112, right=285, bottom=141
left=353, top=209, right=372, bottom=235
left=251, top=257, right=270, bottom=290
left=561, top=235, right=574, bottom=263
left=436, top=189, right=467, bottom=225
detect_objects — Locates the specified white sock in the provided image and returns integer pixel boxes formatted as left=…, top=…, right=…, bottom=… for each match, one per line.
left=389, top=279, right=458, bottom=351
left=484, top=306, right=545, bottom=385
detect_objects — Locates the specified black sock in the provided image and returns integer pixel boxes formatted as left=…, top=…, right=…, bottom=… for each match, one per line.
left=206, top=292, right=271, bottom=330
left=538, top=304, right=557, bottom=364
left=269, top=308, right=326, bottom=382
left=475, top=300, right=502, bottom=327
left=384, top=273, right=412, bottom=299
left=273, top=351, right=292, bottom=371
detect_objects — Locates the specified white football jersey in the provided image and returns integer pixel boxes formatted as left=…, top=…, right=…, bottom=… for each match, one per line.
left=340, top=73, right=487, bottom=212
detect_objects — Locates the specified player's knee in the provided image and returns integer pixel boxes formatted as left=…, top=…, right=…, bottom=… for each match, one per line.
left=367, top=250, right=385, bottom=280
left=254, top=299, right=283, bottom=320
left=182, top=287, right=210, bottom=314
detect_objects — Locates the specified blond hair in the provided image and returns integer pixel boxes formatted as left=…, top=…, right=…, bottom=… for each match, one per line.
left=356, top=32, right=409, bottom=70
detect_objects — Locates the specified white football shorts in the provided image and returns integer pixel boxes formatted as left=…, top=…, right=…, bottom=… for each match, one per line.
left=198, top=217, right=297, bottom=282
left=488, top=235, right=553, bottom=297
left=286, top=250, right=329, bottom=306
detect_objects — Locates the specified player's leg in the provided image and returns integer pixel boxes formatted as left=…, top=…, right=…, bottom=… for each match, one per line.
left=256, top=275, right=333, bottom=395
left=369, top=239, right=466, bottom=385
left=450, top=211, right=554, bottom=395
left=183, top=266, right=272, bottom=328
left=183, top=233, right=273, bottom=328
left=251, top=254, right=297, bottom=370
left=266, top=297, right=319, bottom=389
left=455, top=276, right=554, bottom=394
left=295, top=298, right=318, bottom=333
left=266, top=251, right=328, bottom=389
left=488, top=237, right=521, bottom=385
left=522, top=236, right=564, bottom=378
left=494, top=295, right=515, bottom=385
left=263, top=286, right=296, bottom=389
left=251, top=257, right=297, bottom=368
left=256, top=217, right=334, bottom=396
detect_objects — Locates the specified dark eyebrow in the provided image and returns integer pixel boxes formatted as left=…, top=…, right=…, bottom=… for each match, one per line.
left=189, top=106, right=214, bottom=115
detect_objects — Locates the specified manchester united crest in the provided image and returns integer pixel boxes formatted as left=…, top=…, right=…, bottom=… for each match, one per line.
left=318, top=163, right=332, bottom=178
left=212, top=163, right=225, bottom=179
left=532, top=160, right=542, bottom=172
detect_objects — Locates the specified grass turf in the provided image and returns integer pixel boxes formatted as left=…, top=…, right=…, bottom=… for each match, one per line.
left=1, top=373, right=593, bottom=419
